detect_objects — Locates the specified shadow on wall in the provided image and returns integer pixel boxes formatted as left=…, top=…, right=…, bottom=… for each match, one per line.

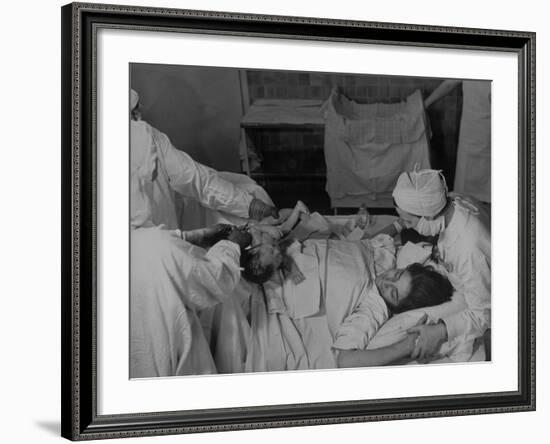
left=130, top=63, right=244, bottom=173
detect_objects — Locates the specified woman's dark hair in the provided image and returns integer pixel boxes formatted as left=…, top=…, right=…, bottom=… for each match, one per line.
left=240, top=248, right=276, bottom=285
left=392, top=263, right=454, bottom=314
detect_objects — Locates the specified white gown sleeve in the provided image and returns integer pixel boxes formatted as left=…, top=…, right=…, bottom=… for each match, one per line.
left=442, top=249, right=491, bottom=344
left=332, top=291, right=389, bottom=350
left=152, top=127, right=253, bottom=218
left=186, top=239, right=243, bottom=309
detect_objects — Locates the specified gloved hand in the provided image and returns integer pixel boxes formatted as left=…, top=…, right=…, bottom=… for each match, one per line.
left=226, top=227, right=252, bottom=250
left=203, top=223, right=233, bottom=245
left=182, top=224, right=233, bottom=248
left=248, top=198, right=279, bottom=221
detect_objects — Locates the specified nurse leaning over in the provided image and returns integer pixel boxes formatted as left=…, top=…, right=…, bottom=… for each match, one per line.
left=390, top=168, right=491, bottom=362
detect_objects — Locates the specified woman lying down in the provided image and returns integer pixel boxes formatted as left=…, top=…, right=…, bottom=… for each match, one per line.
left=239, top=201, right=454, bottom=371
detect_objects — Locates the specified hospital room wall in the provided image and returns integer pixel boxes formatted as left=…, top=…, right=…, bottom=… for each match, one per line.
left=246, top=70, right=463, bottom=186
left=129, top=65, right=463, bottom=187
left=130, top=64, right=243, bottom=172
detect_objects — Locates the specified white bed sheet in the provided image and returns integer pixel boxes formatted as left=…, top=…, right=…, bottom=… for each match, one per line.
left=252, top=212, right=486, bottom=369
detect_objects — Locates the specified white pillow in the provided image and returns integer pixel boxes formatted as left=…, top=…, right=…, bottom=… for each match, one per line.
left=367, top=293, right=466, bottom=350
left=396, top=241, right=432, bottom=269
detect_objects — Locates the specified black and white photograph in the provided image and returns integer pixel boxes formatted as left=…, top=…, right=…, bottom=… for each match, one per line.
left=129, top=63, right=491, bottom=378
left=3, top=0, right=546, bottom=441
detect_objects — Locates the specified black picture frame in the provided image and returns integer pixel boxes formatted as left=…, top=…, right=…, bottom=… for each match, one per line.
left=61, top=2, right=536, bottom=440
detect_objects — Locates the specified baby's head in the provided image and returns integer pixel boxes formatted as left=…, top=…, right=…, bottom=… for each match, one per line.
left=240, top=238, right=283, bottom=285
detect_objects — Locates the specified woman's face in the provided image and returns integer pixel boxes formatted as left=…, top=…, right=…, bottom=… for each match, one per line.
left=375, top=268, right=413, bottom=308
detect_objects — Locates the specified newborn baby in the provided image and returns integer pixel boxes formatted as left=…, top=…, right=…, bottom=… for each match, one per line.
left=240, top=200, right=313, bottom=285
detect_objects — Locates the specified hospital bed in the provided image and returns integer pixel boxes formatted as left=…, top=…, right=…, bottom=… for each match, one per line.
left=181, top=173, right=486, bottom=373
left=205, top=211, right=486, bottom=374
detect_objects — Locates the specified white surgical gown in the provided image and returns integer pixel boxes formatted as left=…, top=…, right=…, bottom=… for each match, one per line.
left=130, top=119, right=253, bottom=229
left=437, top=198, right=491, bottom=344
left=130, top=227, right=242, bottom=378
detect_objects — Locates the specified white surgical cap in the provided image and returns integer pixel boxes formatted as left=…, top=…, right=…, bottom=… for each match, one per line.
left=130, top=89, right=139, bottom=111
left=392, top=168, right=447, bottom=217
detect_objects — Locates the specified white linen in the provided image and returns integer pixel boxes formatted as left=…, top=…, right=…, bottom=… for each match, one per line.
left=245, top=238, right=394, bottom=371
left=454, top=81, right=491, bottom=202
left=323, top=89, right=431, bottom=207
left=199, top=281, right=253, bottom=374
left=396, top=241, right=433, bottom=269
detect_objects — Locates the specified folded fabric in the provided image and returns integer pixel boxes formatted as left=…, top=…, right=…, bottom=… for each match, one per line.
left=288, top=212, right=332, bottom=241
left=396, top=241, right=433, bottom=268
left=283, top=242, right=322, bottom=319
left=323, top=89, right=431, bottom=205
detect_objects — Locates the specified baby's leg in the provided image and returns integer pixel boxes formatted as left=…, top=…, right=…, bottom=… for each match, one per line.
left=279, top=201, right=310, bottom=234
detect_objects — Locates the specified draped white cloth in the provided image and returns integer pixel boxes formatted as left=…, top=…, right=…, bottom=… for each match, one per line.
left=454, top=81, right=491, bottom=202
left=323, top=90, right=431, bottom=207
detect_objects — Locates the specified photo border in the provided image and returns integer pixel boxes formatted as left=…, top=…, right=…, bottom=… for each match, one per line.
left=61, top=2, right=535, bottom=440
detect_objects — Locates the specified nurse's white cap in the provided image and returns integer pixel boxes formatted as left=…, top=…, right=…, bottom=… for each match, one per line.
left=130, top=89, right=139, bottom=111
left=392, top=167, right=448, bottom=217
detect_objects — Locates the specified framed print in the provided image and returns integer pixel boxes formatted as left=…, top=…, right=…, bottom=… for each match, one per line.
left=61, top=2, right=536, bottom=440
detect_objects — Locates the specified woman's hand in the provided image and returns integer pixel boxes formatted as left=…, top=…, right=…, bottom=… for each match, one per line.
left=402, top=313, right=427, bottom=352
left=401, top=332, right=420, bottom=355
left=407, top=319, right=447, bottom=363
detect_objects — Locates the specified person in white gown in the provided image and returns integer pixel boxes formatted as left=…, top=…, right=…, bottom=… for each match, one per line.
left=130, top=89, right=278, bottom=230
left=391, top=168, right=491, bottom=362
left=129, top=88, right=274, bottom=377
left=130, top=225, right=251, bottom=378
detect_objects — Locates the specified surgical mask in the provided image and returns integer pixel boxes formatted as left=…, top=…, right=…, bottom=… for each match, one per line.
left=415, top=215, right=445, bottom=236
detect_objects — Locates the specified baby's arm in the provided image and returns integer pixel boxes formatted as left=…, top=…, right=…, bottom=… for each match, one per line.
left=249, top=201, right=310, bottom=243
left=248, top=224, right=284, bottom=240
